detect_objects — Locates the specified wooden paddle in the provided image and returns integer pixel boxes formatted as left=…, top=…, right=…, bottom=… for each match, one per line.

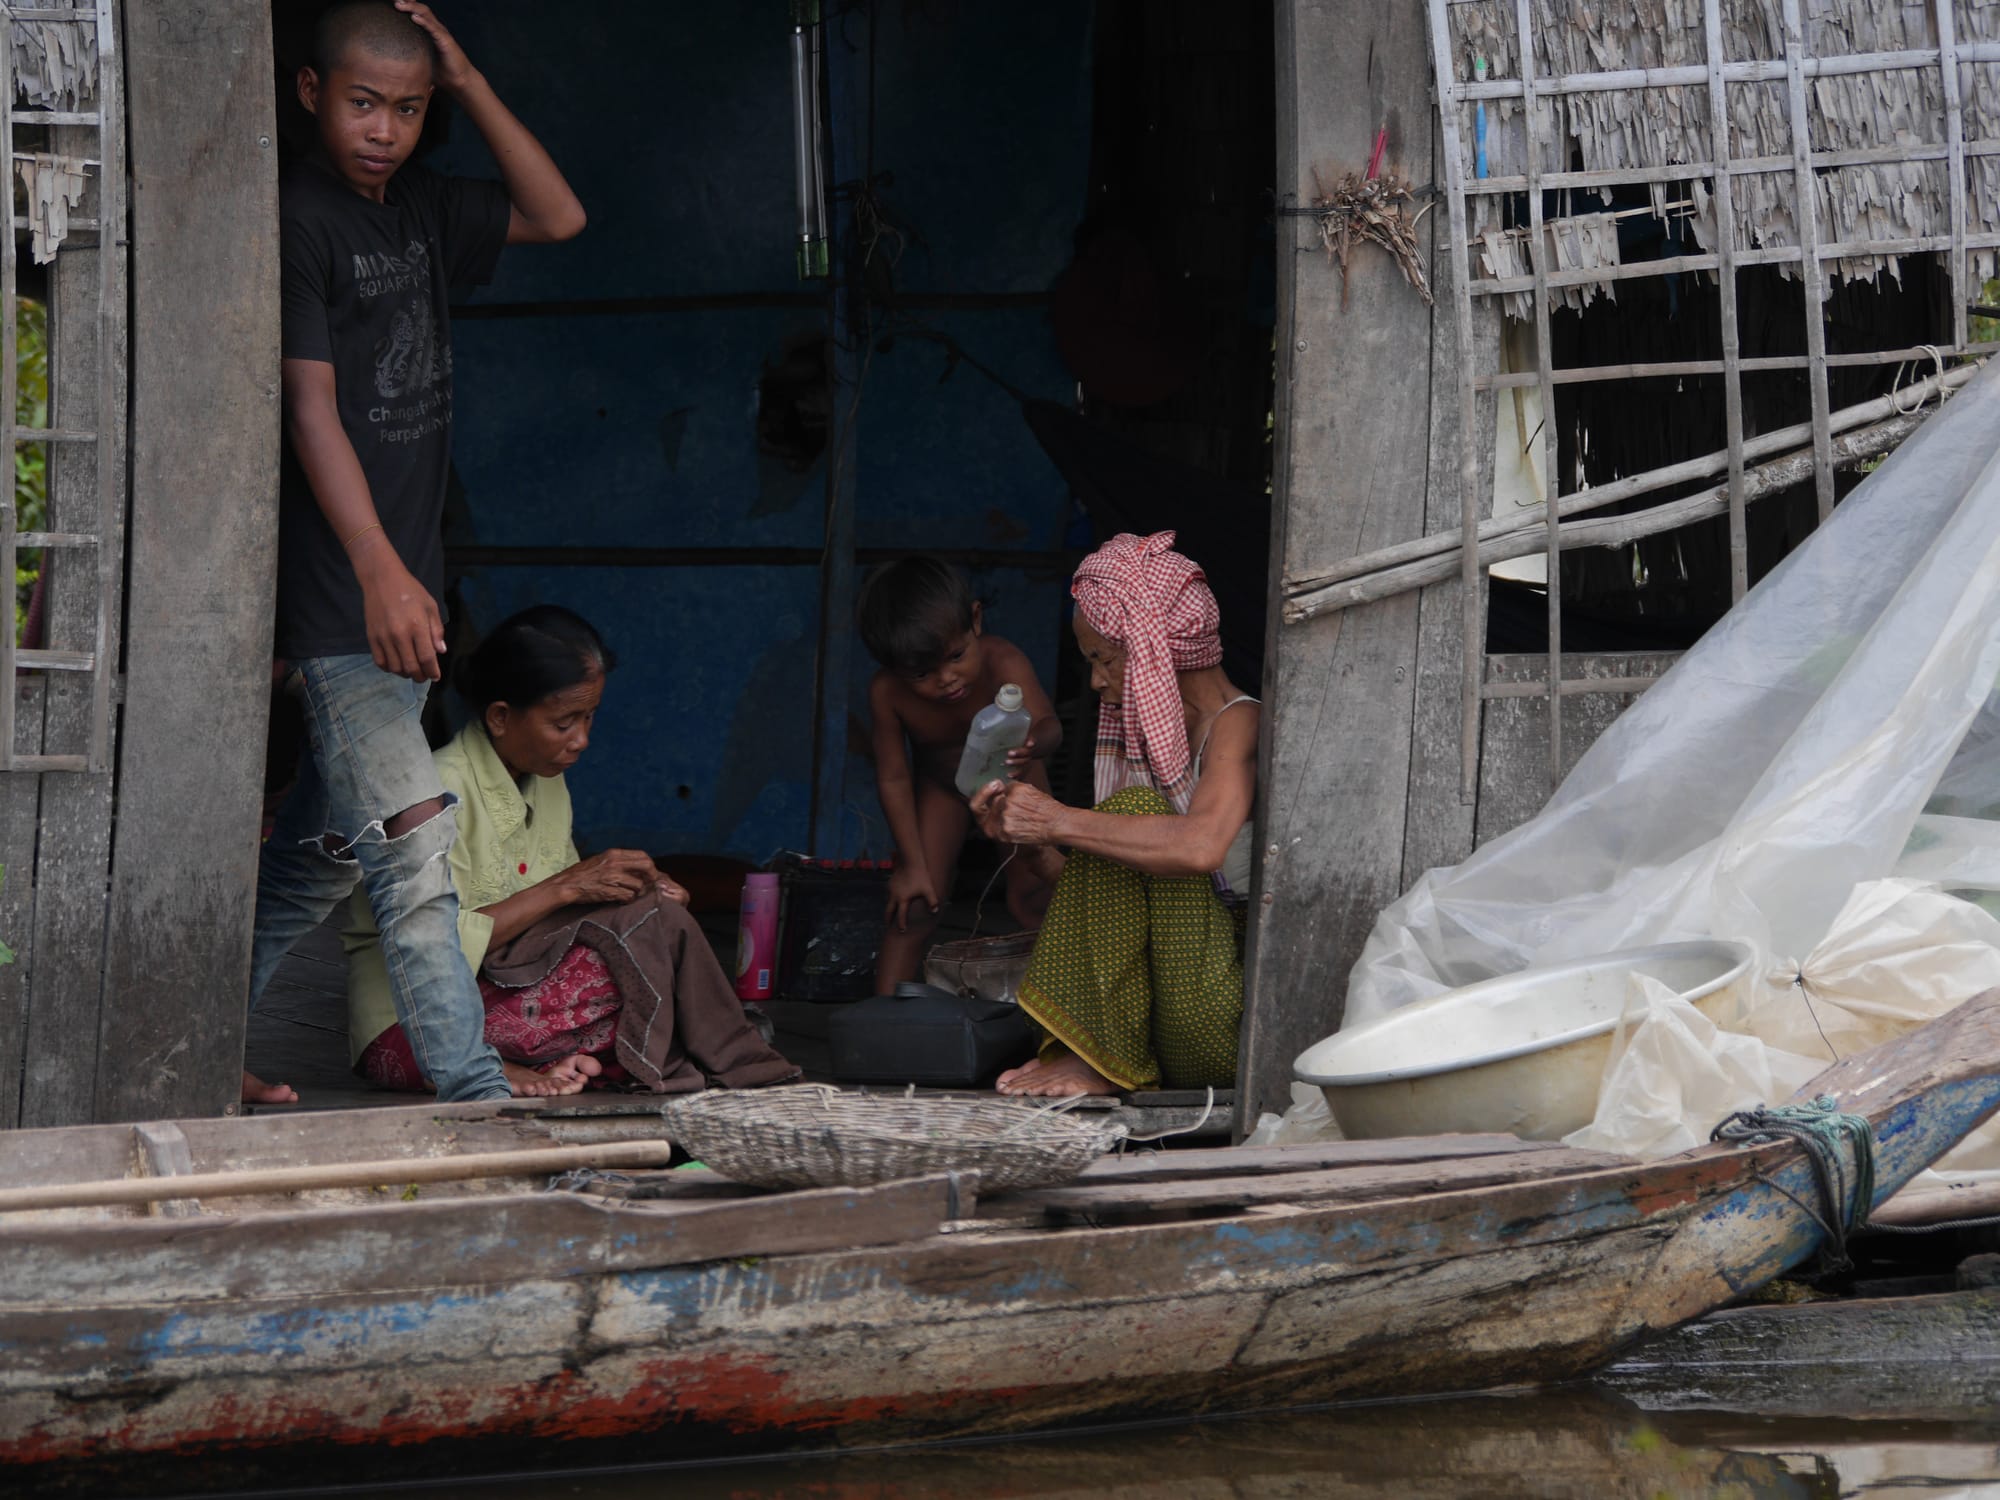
left=0, top=1139, right=678, bottom=1213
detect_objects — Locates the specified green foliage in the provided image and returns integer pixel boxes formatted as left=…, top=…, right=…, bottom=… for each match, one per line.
left=1975, top=276, right=2000, bottom=347
left=14, top=299, right=46, bottom=640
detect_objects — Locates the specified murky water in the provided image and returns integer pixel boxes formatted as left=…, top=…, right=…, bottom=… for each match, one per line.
left=299, top=1388, right=2000, bottom=1500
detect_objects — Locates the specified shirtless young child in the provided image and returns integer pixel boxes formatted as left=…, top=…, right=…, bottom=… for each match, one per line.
left=859, top=557, right=1062, bottom=991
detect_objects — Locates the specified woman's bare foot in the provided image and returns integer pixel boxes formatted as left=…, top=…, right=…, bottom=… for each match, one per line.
left=996, top=1049, right=1119, bottom=1098
left=241, top=1070, right=299, bottom=1105
left=502, top=1054, right=603, bottom=1098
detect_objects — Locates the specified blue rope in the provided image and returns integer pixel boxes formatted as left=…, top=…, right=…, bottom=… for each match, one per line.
left=1710, top=1094, right=1877, bottom=1270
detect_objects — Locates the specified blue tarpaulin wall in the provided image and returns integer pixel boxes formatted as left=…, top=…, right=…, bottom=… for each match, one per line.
left=427, top=1, right=1091, bottom=860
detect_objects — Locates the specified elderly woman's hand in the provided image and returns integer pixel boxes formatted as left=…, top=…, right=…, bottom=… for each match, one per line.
left=560, top=849, right=669, bottom=906
left=969, top=778, right=1067, bottom=848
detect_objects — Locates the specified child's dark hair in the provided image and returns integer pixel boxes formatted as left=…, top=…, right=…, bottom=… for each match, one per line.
left=311, top=1, right=438, bottom=79
left=458, top=606, right=615, bottom=712
left=856, top=555, right=977, bottom=675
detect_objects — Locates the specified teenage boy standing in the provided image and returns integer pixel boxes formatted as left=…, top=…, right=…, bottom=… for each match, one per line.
left=247, top=1, right=585, bottom=1104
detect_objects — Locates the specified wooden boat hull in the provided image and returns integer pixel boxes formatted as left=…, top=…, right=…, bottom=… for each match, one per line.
left=5, top=995, right=2000, bottom=1493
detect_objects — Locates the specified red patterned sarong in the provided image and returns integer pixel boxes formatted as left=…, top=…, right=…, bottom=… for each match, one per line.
left=358, top=945, right=630, bottom=1091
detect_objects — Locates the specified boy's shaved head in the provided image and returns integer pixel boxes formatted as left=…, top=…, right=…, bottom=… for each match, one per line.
left=311, top=1, right=436, bottom=79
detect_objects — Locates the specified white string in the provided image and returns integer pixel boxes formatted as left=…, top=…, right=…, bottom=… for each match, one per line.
left=967, top=846, right=1020, bottom=941
left=1890, top=346, right=1953, bottom=417
left=1128, top=1088, right=1216, bottom=1144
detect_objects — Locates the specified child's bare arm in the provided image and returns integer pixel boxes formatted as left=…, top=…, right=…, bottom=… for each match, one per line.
left=994, top=642, right=1063, bottom=770
left=282, top=357, right=445, bottom=682
left=396, top=3, right=586, bottom=244
left=869, top=676, right=939, bottom=929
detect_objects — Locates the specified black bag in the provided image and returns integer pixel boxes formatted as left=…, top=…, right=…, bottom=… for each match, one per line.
left=826, top=984, right=1037, bottom=1088
left=774, top=857, right=889, bottom=1003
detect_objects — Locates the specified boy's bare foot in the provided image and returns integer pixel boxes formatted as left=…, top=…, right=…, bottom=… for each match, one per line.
left=242, top=1070, right=300, bottom=1105
left=502, top=1054, right=603, bottom=1098
left=996, top=1049, right=1118, bottom=1098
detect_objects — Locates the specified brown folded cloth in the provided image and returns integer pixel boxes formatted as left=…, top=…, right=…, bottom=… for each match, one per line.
left=480, top=887, right=799, bottom=1092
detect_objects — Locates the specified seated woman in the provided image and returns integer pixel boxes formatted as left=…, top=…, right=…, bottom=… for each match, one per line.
left=970, top=531, right=1259, bottom=1099
left=346, top=606, right=800, bottom=1098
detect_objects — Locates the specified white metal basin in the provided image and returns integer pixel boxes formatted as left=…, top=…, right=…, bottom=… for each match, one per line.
left=1292, top=941, right=1757, bottom=1142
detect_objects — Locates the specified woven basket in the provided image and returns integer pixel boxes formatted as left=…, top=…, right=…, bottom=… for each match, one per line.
left=661, top=1086, right=1126, bottom=1193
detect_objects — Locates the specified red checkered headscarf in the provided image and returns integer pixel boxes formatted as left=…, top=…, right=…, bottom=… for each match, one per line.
left=1072, top=531, right=1222, bottom=814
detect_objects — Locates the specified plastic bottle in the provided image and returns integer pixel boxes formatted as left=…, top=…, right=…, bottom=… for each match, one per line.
left=735, top=872, right=780, bottom=1001
left=954, top=683, right=1032, bottom=797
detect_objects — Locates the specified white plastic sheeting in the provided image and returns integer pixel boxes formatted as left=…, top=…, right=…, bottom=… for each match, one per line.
left=1343, top=362, right=2000, bottom=1157
left=1562, top=879, right=2000, bottom=1161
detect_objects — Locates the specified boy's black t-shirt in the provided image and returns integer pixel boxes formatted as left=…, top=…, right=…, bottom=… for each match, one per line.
left=276, top=158, right=510, bottom=660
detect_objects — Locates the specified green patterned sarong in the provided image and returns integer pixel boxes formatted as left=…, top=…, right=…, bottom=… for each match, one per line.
left=1016, top=787, right=1243, bottom=1090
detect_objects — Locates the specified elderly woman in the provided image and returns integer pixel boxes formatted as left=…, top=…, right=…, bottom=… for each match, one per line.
left=346, top=605, right=799, bottom=1097
left=970, top=532, right=1259, bottom=1098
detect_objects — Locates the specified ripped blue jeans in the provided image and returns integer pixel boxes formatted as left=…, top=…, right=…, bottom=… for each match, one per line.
left=248, top=654, right=509, bottom=1102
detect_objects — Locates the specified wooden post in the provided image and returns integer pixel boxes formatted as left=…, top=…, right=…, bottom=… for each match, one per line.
left=97, top=0, right=280, bottom=1122
left=1238, top=0, right=1439, bottom=1127
left=19, top=26, right=121, bottom=1126
left=808, top=10, right=857, bottom=857
left=0, top=681, right=44, bottom=1126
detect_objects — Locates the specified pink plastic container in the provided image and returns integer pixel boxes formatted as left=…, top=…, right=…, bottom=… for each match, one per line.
left=735, top=872, right=781, bottom=1001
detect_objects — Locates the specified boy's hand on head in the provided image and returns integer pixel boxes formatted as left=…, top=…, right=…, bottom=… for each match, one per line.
left=395, top=2, right=478, bottom=94
left=885, top=863, right=940, bottom=932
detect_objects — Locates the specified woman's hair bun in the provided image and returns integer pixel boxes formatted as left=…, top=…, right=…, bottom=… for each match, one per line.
left=457, top=605, right=615, bottom=711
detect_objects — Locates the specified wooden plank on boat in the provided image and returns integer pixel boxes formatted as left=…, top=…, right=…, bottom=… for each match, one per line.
left=0, top=1100, right=675, bottom=1190
left=553, top=1134, right=1588, bottom=1201
left=0, top=1138, right=682, bottom=1213
left=990, top=1145, right=1634, bottom=1225
left=132, top=1122, right=202, bottom=1219
left=1075, top=1134, right=1590, bottom=1184
left=0, top=1172, right=961, bottom=1309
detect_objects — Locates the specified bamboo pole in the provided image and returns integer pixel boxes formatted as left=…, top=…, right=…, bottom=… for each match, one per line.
left=1482, top=676, right=1661, bottom=699
left=1472, top=136, right=2000, bottom=197
left=1702, top=0, right=1748, bottom=603
left=1938, top=0, right=1971, bottom=359
left=1285, top=361, right=1978, bottom=599
left=1469, top=230, right=2000, bottom=298
left=1780, top=0, right=1835, bottom=522
left=1478, top=344, right=2000, bottom=389
left=0, top=1139, right=679, bottom=1213
left=1427, top=0, right=1488, bottom=804
left=1514, top=0, right=1564, bottom=785
left=1448, top=39, right=2000, bottom=104
left=0, top=6, right=18, bottom=771
left=1285, top=408, right=1929, bottom=622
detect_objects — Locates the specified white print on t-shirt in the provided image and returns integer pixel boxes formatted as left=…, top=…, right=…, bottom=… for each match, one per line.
left=354, top=236, right=452, bottom=439
left=351, top=237, right=432, bottom=300
left=374, top=300, right=439, bottom=399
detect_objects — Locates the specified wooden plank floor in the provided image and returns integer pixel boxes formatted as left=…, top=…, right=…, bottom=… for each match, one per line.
left=243, top=914, right=381, bottom=1112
